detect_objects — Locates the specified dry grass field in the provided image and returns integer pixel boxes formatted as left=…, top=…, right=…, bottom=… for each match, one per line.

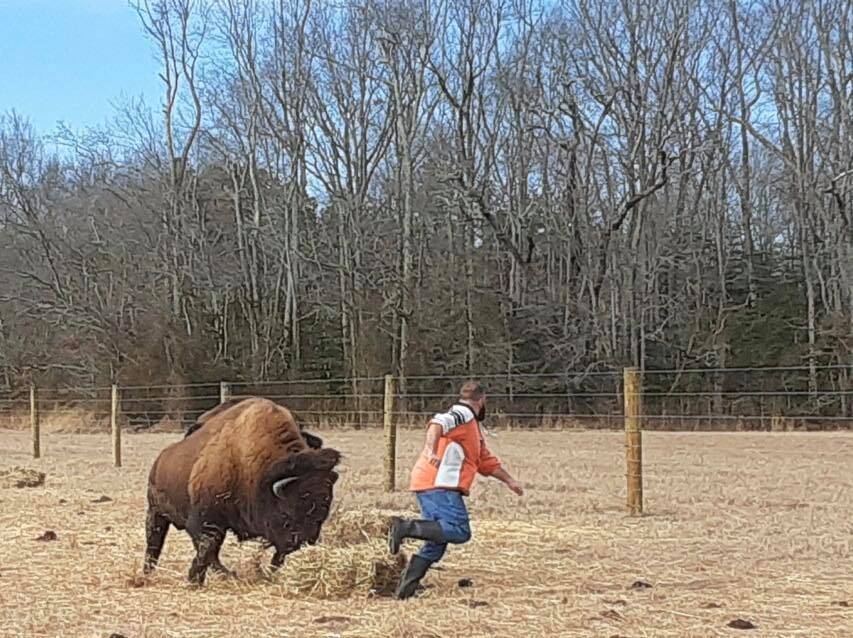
left=1, top=426, right=851, bottom=638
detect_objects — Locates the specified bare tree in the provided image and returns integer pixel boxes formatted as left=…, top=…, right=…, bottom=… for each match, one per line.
left=372, top=0, right=440, bottom=394
left=134, top=0, right=209, bottom=331
left=0, top=0, right=849, bottom=422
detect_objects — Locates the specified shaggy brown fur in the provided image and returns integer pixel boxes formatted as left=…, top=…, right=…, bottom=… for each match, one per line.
left=184, top=397, right=324, bottom=449
left=144, top=397, right=341, bottom=584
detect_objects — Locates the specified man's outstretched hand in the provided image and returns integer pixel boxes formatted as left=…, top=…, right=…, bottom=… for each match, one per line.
left=492, top=467, right=524, bottom=496
left=506, top=479, right=524, bottom=496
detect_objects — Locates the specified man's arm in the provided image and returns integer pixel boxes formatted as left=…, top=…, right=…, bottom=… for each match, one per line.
left=491, top=467, right=524, bottom=496
left=423, top=422, right=443, bottom=467
left=478, top=440, right=524, bottom=496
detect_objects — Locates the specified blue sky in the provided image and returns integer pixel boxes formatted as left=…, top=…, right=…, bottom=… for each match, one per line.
left=1, top=0, right=161, bottom=133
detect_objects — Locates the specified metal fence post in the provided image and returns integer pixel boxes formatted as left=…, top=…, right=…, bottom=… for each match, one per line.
left=220, top=381, right=231, bottom=404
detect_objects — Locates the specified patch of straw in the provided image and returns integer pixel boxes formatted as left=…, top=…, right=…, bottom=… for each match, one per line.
left=1, top=407, right=109, bottom=433
left=0, top=429, right=850, bottom=636
left=278, top=540, right=406, bottom=599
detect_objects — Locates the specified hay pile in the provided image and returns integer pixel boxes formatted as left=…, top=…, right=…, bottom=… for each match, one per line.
left=0, top=466, right=45, bottom=488
left=321, top=508, right=401, bottom=546
left=279, top=540, right=406, bottom=598
left=278, top=508, right=413, bottom=598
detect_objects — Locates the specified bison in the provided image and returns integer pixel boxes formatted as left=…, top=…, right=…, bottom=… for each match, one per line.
left=144, top=397, right=341, bottom=585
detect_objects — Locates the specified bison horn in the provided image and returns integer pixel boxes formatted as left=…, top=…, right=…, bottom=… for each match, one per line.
left=272, top=476, right=299, bottom=498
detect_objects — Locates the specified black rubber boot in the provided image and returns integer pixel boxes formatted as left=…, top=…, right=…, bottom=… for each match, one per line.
left=388, top=518, right=446, bottom=555
left=395, top=554, right=433, bottom=600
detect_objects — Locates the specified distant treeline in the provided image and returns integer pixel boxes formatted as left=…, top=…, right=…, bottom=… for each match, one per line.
left=0, top=0, right=849, bottom=415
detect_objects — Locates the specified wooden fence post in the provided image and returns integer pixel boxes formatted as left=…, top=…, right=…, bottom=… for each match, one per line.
left=624, top=367, right=643, bottom=515
left=30, top=384, right=40, bottom=459
left=111, top=384, right=121, bottom=468
left=220, top=381, right=231, bottom=404
left=383, top=374, right=397, bottom=492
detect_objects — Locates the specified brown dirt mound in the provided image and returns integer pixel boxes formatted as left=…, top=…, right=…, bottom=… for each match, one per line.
left=0, top=467, right=46, bottom=488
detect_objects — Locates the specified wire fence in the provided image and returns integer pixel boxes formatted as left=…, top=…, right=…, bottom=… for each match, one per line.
left=0, top=365, right=850, bottom=435
left=2, top=365, right=851, bottom=512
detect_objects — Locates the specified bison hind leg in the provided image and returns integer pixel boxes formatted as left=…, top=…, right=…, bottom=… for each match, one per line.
left=270, top=551, right=287, bottom=571
left=143, top=509, right=171, bottom=575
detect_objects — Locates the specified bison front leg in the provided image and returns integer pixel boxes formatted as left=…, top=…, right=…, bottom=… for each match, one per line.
left=187, top=524, right=226, bottom=586
left=270, top=534, right=302, bottom=572
left=143, top=509, right=171, bottom=575
left=270, top=550, right=288, bottom=571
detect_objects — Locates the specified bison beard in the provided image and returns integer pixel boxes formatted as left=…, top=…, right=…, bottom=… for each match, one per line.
left=143, top=398, right=341, bottom=585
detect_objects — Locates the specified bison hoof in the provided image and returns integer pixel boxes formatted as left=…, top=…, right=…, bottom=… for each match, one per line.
left=187, top=569, right=207, bottom=587
left=188, top=576, right=206, bottom=588
left=211, top=565, right=237, bottom=579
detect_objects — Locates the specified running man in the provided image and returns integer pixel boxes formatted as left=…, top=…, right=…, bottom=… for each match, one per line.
left=388, top=381, right=524, bottom=599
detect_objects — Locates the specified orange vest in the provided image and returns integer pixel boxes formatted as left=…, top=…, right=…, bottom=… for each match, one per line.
left=409, top=403, right=502, bottom=496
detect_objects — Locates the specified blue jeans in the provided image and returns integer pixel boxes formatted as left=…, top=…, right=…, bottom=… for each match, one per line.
left=415, top=489, right=472, bottom=563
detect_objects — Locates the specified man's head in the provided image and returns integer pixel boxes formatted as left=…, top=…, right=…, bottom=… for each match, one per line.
left=459, top=381, right=487, bottom=422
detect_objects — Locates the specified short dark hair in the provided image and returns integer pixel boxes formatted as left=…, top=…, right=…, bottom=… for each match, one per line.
left=459, top=381, right=485, bottom=402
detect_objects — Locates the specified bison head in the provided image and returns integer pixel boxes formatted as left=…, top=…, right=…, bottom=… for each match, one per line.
left=260, top=448, right=341, bottom=551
